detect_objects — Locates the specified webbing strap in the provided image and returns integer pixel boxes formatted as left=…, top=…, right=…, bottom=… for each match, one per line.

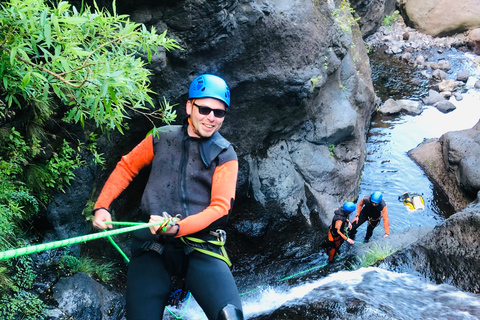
left=180, top=235, right=232, bottom=267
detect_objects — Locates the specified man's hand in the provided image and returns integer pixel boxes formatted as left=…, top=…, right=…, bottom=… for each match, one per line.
left=352, top=216, right=359, bottom=224
left=383, top=234, right=389, bottom=238
left=347, top=238, right=354, bottom=245
left=149, top=215, right=179, bottom=236
left=93, top=208, right=112, bottom=230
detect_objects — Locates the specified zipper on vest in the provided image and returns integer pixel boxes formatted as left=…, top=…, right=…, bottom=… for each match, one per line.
left=180, top=137, right=189, bottom=217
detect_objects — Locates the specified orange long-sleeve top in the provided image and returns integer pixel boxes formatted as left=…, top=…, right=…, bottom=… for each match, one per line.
left=356, top=196, right=390, bottom=235
left=94, top=131, right=238, bottom=238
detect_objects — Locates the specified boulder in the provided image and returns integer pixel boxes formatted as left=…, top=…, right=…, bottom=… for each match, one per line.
left=423, top=89, right=444, bottom=105
left=440, top=121, right=480, bottom=198
left=398, top=0, right=480, bottom=37
left=438, top=79, right=458, bottom=92
left=378, top=98, right=422, bottom=115
left=468, top=28, right=480, bottom=55
left=457, top=70, right=470, bottom=82
left=384, top=202, right=480, bottom=293
left=434, top=100, right=456, bottom=113
left=51, top=272, right=126, bottom=319
left=407, top=121, right=480, bottom=211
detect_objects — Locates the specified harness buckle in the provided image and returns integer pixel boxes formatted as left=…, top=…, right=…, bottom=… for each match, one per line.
left=215, top=229, right=227, bottom=243
left=141, top=241, right=165, bottom=255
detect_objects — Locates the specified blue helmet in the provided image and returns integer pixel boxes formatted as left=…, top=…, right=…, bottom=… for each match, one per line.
left=342, top=201, right=356, bottom=213
left=371, top=191, right=383, bottom=204
left=188, top=74, right=231, bottom=107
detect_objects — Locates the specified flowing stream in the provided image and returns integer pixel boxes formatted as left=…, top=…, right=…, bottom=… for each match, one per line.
left=165, top=50, right=480, bottom=320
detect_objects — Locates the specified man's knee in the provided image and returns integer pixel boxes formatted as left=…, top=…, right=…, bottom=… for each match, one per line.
left=217, top=303, right=244, bottom=320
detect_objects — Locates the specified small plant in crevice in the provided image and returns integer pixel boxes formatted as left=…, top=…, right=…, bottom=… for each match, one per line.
left=58, top=255, right=118, bottom=282
left=328, top=144, right=335, bottom=157
left=351, top=243, right=397, bottom=269
left=383, top=11, right=399, bottom=29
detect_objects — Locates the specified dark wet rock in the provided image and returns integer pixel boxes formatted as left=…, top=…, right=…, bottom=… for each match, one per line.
left=408, top=121, right=480, bottom=211
left=408, top=138, right=470, bottom=212
left=45, top=166, right=95, bottom=256
left=349, top=0, right=397, bottom=38
left=378, top=98, right=422, bottom=115
left=50, top=272, right=126, bottom=319
left=383, top=202, right=480, bottom=293
left=434, top=100, right=457, bottom=113
left=440, top=121, right=480, bottom=198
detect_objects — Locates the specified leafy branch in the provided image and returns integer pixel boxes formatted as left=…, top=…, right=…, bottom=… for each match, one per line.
left=0, top=0, right=182, bottom=133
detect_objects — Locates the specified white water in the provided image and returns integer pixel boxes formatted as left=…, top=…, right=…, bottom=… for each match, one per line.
left=166, top=267, right=480, bottom=319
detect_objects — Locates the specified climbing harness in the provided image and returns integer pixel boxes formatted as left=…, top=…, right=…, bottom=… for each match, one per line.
left=367, top=216, right=380, bottom=228
left=180, top=229, right=232, bottom=267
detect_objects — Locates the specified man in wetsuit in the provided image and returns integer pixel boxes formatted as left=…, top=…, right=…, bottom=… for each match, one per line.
left=326, top=202, right=356, bottom=263
left=349, top=191, right=390, bottom=243
left=92, top=74, right=243, bottom=320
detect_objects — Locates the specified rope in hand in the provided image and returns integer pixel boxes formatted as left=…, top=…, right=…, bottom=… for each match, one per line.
left=0, top=218, right=174, bottom=261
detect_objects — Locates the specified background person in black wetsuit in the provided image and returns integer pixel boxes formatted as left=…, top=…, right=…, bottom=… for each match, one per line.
left=326, top=202, right=356, bottom=262
left=349, top=191, right=390, bottom=243
left=92, top=74, right=243, bottom=320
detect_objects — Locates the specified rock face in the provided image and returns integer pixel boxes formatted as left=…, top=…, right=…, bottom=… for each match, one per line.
left=408, top=121, right=480, bottom=211
left=49, top=272, right=126, bottom=319
left=59, top=0, right=376, bottom=264
left=397, top=0, right=480, bottom=37
left=384, top=201, right=480, bottom=293
left=350, top=0, right=397, bottom=37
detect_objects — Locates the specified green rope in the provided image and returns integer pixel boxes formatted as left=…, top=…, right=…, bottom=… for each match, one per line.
left=106, top=235, right=130, bottom=263
left=278, top=263, right=328, bottom=282
left=165, top=292, right=192, bottom=319
left=0, top=220, right=170, bottom=261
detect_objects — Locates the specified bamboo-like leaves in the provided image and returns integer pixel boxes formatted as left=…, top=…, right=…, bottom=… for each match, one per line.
left=0, top=0, right=181, bottom=133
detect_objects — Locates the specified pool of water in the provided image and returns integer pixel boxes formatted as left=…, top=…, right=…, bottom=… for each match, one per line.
left=355, top=48, right=480, bottom=241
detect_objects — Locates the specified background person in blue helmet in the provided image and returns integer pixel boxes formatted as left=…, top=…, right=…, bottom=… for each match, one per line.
left=92, top=74, right=244, bottom=320
left=326, top=202, right=356, bottom=263
left=349, top=191, right=390, bottom=243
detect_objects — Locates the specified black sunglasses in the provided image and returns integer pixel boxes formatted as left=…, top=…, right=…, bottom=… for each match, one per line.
left=193, top=102, right=227, bottom=118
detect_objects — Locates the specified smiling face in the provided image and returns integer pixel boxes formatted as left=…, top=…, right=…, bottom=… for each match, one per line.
left=186, top=97, right=227, bottom=138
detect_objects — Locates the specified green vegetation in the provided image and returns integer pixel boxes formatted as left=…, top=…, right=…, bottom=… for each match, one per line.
left=352, top=243, right=397, bottom=269
left=382, top=11, right=399, bottom=29
left=0, top=0, right=181, bottom=314
left=328, top=144, right=335, bottom=157
left=332, top=0, right=360, bottom=34
left=59, top=255, right=117, bottom=282
left=0, top=257, right=47, bottom=320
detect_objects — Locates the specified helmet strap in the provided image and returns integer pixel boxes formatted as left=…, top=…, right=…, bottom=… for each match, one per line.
left=187, top=99, right=200, bottom=137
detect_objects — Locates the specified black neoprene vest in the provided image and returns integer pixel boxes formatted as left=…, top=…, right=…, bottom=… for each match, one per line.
left=329, top=208, right=349, bottom=237
left=361, top=197, right=386, bottom=220
left=140, top=124, right=237, bottom=235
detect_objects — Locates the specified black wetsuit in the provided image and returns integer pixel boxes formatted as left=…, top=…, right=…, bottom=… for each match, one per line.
left=349, top=196, right=387, bottom=242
